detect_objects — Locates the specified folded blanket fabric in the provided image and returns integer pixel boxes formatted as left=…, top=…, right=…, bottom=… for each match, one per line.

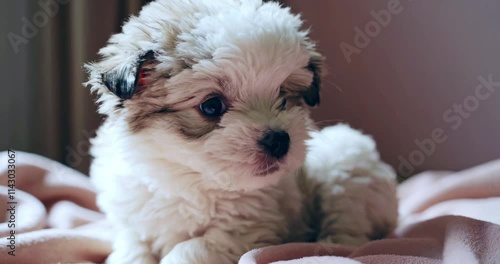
left=1, top=151, right=499, bottom=264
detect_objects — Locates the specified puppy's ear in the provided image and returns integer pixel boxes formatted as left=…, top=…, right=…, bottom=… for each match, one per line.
left=101, top=50, right=157, bottom=100
left=302, top=53, right=323, bottom=107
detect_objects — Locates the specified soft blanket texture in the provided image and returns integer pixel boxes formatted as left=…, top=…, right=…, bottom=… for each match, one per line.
left=1, top=151, right=499, bottom=264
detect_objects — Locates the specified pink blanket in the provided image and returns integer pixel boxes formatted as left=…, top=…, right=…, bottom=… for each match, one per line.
left=1, top=151, right=499, bottom=264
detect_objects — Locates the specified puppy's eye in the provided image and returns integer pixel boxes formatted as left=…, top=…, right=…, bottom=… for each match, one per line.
left=279, top=98, right=287, bottom=111
left=199, top=97, right=227, bottom=117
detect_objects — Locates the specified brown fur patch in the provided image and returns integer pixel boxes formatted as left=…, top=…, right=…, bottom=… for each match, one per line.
left=125, top=84, right=173, bottom=132
left=124, top=81, right=219, bottom=139
left=175, top=111, right=219, bottom=139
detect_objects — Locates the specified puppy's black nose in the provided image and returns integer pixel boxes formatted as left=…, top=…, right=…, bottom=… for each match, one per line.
left=259, top=130, right=290, bottom=159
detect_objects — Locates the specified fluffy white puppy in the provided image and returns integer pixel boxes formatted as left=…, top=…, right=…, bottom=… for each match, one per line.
left=85, top=0, right=398, bottom=263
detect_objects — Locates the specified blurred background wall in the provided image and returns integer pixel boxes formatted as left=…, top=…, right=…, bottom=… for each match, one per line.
left=1, top=0, right=499, bottom=179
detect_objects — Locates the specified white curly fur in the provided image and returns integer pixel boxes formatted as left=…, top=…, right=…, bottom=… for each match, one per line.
left=86, top=1, right=398, bottom=263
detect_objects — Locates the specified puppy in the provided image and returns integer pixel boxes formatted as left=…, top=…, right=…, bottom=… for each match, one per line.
left=86, top=1, right=398, bottom=263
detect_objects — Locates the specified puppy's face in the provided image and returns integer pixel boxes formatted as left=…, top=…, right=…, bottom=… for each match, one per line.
left=87, top=0, right=322, bottom=191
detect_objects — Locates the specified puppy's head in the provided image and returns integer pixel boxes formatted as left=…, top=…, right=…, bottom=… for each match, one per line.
left=86, top=0, right=323, bottom=191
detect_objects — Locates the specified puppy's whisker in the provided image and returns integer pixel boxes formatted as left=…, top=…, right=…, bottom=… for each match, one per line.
left=324, top=79, right=343, bottom=93
left=314, top=119, right=344, bottom=129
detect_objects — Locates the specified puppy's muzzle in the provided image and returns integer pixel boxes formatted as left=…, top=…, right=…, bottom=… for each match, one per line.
left=258, top=130, right=290, bottom=159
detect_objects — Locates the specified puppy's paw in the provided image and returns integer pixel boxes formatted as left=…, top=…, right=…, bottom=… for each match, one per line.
left=106, top=228, right=158, bottom=264
left=160, top=238, right=230, bottom=264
